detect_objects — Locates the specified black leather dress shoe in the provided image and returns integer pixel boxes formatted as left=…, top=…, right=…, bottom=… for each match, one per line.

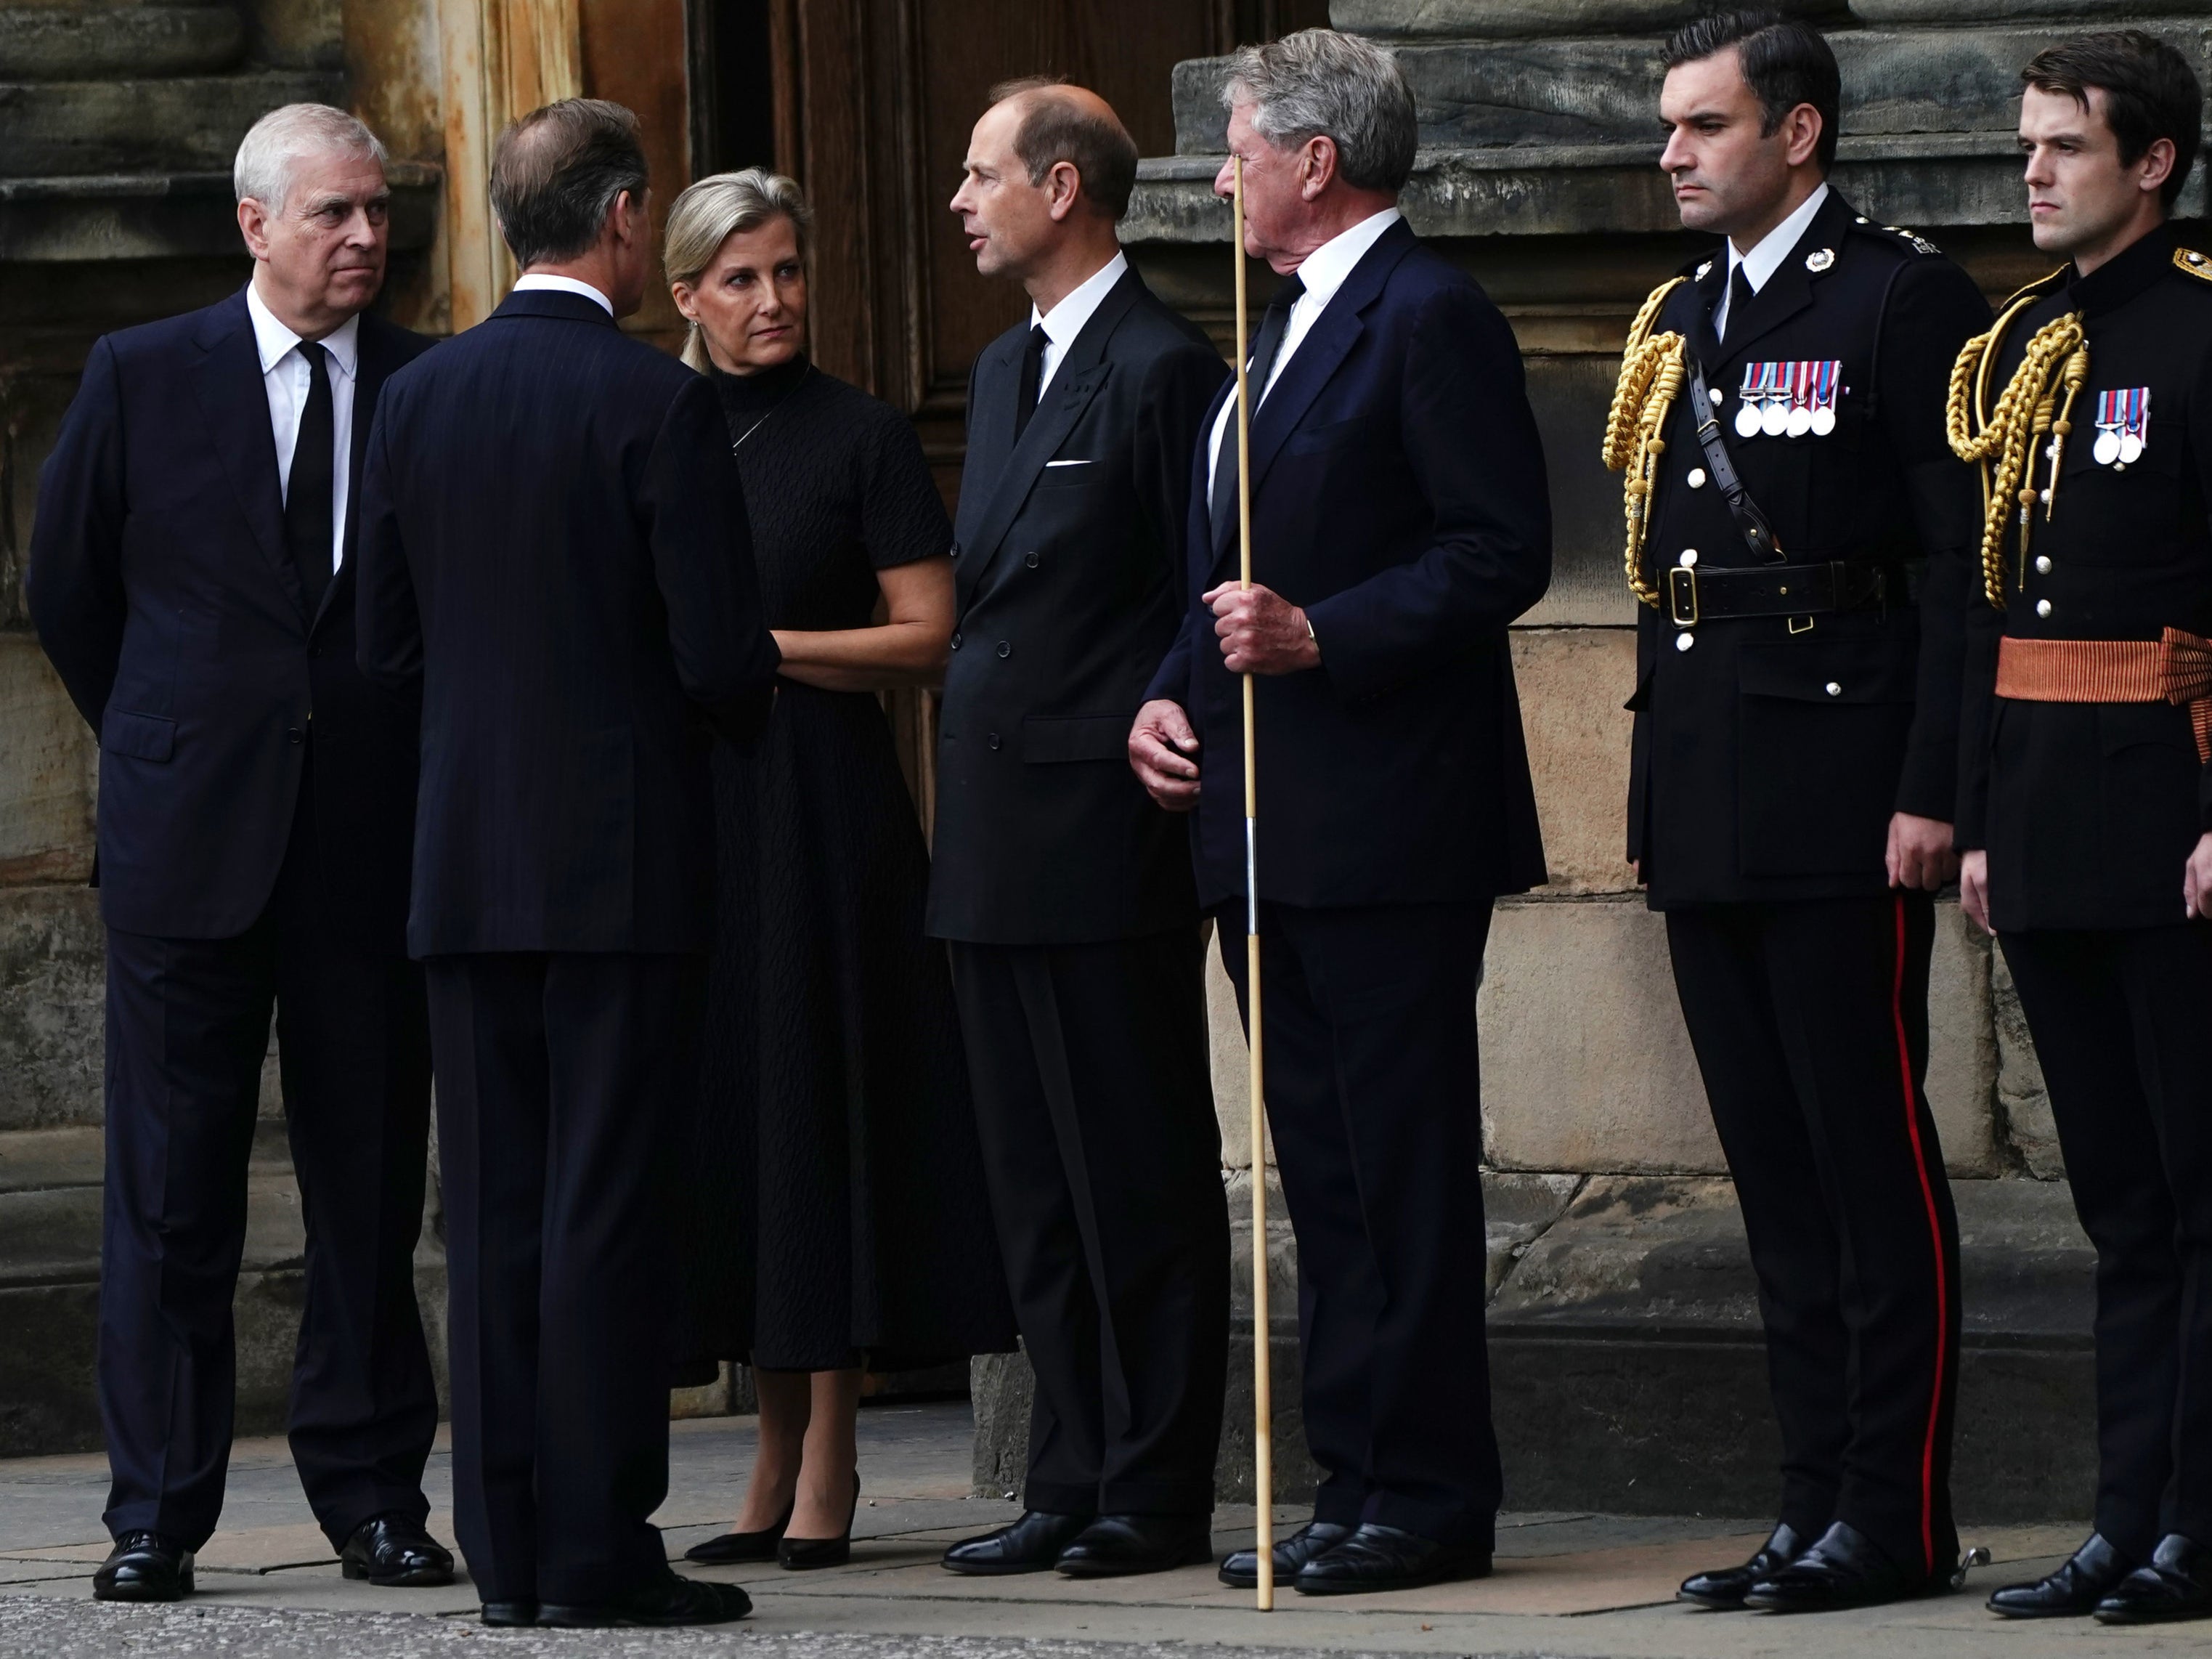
left=1988, top=1531, right=2134, bottom=1618
left=1744, top=1521, right=1940, bottom=1613
left=1220, top=1521, right=1354, bottom=1589
left=941, top=1509, right=1094, bottom=1575
left=1054, top=1513, right=1213, bottom=1578
left=92, top=1532, right=193, bottom=1602
left=479, top=1601, right=537, bottom=1627
left=2095, top=1533, right=2212, bottom=1624
left=340, top=1513, right=456, bottom=1587
left=1293, top=1523, right=1492, bottom=1596
left=686, top=1499, right=792, bottom=1564
left=537, top=1570, right=752, bottom=1627
left=1679, top=1522, right=1808, bottom=1610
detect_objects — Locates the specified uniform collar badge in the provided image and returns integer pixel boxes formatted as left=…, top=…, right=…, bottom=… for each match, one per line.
left=1696, top=259, right=1714, bottom=281
left=1805, top=248, right=1835, bottom=272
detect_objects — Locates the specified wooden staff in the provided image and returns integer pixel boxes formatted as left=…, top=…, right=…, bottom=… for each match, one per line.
left=1231, top=154, right=1274, bottom=1615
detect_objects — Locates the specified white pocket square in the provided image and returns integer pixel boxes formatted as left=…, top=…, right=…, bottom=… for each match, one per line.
left=1044, top=458, right=1092, bottom=468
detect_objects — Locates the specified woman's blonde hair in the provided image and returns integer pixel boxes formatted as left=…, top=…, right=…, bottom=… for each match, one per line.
left=664, top=168, right=815, bottom=372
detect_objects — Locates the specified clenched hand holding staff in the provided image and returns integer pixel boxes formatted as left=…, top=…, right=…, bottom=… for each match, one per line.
left=1134, top=28, right=1553, bottom=1597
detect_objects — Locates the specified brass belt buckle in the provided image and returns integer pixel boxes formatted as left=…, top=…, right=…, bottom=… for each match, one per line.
left=1668, top=565, right=1699, bottom=629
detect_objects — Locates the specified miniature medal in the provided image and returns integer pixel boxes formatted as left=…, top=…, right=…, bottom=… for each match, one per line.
left=1760, top=363, right=1789, bottom=438
left=2120, top=388, right=2147, bottom=465
left=1808, top=360, right=1839, bottom=437
left=1735, top=363, right=1763, bottom=439
left=1785, top=362, right=1814, bottom=438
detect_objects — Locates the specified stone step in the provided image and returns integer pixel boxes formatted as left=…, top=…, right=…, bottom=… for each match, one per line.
left=0, top=5, right=242, bottom=81
left=0, top=68, right=341, bottom=177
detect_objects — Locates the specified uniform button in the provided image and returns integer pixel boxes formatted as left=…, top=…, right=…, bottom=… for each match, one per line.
left=2036, top=599, right=2054, bottom=617
left=1709, top=387, right=1725, bottom=405
left=286, top=726, right=304, bottom=744
left=950, top=632, right=962, bottom=650
left=1678, top=548, right=1698, bottom=567
left=1024, top=552, right=1039, bottom=569
left=1675, top=632, right=1695, bottom=652
left=1687, top=469, right=1707, bottom=490
left=996, top=641, right=1012, bottom=658
left=987, top=732, right=1002, bottom=751
left=2035, top=555, right=2052, bottom=574
left=1825, top=682, right=1842, bottom=697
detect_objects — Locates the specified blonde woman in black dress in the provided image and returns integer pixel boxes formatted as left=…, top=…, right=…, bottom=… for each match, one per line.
left=665, top=170, right=1014, bottom=1569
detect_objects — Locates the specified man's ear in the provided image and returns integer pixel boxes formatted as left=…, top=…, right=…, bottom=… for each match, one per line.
left=2138, top=134, right=2178, bottom=195
left=1046, top=159, right=1083, bottom=223
left=237, top=198, right=272, bottom=261
left=1299, top=135, right=1338, bottom=200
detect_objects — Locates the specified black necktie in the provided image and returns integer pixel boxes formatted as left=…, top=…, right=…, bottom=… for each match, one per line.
left=284, top=341, right=335, bottom=616
left=1012, top=323, right=1049, bottom=442
left=1719, top=264, right=1756, bottom=344
left=1211, top=275, right=1306, bottom=546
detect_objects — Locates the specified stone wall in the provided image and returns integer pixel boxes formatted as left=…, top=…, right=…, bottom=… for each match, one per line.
left=972, top=0, right=2208, bottom=1520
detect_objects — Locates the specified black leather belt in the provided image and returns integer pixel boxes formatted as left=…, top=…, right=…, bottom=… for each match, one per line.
left=1667, top=561, right=1889, bottom=628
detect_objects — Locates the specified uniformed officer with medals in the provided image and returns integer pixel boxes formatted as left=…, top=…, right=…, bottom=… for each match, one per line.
left=1604, top=11, right=1991, bottom=1613
left=1951, top=32, right=2212, bottom=1627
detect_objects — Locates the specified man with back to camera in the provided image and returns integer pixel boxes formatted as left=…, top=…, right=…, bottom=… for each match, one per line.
left=356, top=98, right=778, bottom=1628
left=27, top=103, right=454, bottom=1604
left=1604, top=10, right=1991, bottom=1613
left=1951, top=32, right=2212, bottom=1627
left=1131, top=28, right=1552, bottom=1596
left=931, top=78, right=1232, bottom=1579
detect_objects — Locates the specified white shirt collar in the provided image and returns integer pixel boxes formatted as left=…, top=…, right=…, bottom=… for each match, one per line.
left=513, top=272, right=616, bottom=315
left=1728, top=182, right=1830, bottom=296
left=245, top=280, right=360, bottom=379
left=1288, top=207, right=1402, bottom=310
left=1030, top=250, right=1129, bottom=350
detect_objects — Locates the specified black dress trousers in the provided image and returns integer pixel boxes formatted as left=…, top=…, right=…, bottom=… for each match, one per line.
left=1999, top=924, right=2212, bottom=1561
left=1664, top=893, right=1961, bottom=1576
left=425, top=950, right=702, bottom=1607
left=99, top=747, right=436, bottom=1550
left=949, top=927, right=1227, bottom=1517
left=1218, top=899, right=1501, bottom=1549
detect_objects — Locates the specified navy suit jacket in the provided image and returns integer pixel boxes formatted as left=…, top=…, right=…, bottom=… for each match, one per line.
left=357, top=288, right=778, bottom=957
left=1146, top=218, right=1552, bottom=909
left=28, top=289, right=433, bottom=948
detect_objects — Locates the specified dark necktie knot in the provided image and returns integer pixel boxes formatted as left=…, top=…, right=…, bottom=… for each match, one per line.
left=283, top=338, right=336, bottom=617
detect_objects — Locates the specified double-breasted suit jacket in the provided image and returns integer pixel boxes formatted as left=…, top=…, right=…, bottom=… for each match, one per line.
left=1628, top=190, right=1991, bottom=906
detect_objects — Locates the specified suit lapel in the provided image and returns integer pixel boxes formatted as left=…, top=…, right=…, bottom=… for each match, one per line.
left=959, top=269, right=1143, bottom=596
left=190, top=291, right=303, bottom=621
left=318, top=317, right=391, bottom=635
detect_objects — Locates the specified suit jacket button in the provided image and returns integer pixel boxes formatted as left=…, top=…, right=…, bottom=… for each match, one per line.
left=1025, top=552, right=1039, bottom=569
left=286, top=726, right=304, bottom=744
left=996, top=641, right=1012, bottom=658
left=950, top=543, right=961, bottom=560
left=950, top=632, right=962, bottom=650
left=988, top=732, right=1001, bottom=751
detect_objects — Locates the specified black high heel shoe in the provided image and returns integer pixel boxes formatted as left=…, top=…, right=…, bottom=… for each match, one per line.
left=778, top=1471, right=860, bottom=1570
left=684, top=1498, right=794, bottom=1565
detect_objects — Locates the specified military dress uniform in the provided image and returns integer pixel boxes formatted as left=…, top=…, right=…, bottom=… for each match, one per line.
left=1953, top=225, right=2212, bottom=1617
left=1606, top=186, right=1991, bottom=1596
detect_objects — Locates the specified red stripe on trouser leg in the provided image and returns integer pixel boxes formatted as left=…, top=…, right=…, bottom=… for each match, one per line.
left=1890, top=893, right=1945, bottom=1576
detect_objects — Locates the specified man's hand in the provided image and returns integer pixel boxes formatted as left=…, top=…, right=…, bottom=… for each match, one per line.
left=1204, top=581, right=1320, bottom=676
left=1129, top=698, right=1201, bottom=812
left=2185, top=832, right=2212, bottom=921
left=1959, top=849, right=1993, bottom=936
left=1886, top=811, right=1958, bottom=893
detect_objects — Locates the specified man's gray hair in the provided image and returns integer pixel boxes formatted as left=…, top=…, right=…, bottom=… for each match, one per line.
left=234, top=103, right=386, bottom=212
left=1220, top=28, right=1417, bottom=195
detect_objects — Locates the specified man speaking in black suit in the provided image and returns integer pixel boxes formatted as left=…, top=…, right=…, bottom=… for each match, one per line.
left=357, top=100, right=777, bottom=1628
left=1132, top=30, right=1552, bottom=1596
left=29, top=105, right=452, bottom=1602
left=931, top=80, right=1232, bottom=1579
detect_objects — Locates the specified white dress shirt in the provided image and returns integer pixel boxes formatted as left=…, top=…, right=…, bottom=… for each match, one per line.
left=512, top=272, right=616, bottom=315
left=1206, top=206, right=1402, bottom=511
left=1714, top=181, right=1829, bottom=341
left=1030, top=249, right=1129, bottom=402
left=246, top=280, right=359, bottom=575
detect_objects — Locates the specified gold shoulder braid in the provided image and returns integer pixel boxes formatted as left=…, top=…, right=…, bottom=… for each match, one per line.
left=1603, top=276, right=1689, bottom=608
left=1946, top=277, right=2086, bottom=609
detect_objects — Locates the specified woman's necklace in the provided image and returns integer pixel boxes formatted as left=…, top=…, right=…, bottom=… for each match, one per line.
left=730, top=364, right=812, bottom=453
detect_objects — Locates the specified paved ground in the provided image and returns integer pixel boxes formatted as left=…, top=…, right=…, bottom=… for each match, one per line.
left=0, top=1400, right=2203, bottom=1658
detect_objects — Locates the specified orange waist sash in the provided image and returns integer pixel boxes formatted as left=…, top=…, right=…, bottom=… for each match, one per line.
left=1996, top=628, right=2212, bottom=761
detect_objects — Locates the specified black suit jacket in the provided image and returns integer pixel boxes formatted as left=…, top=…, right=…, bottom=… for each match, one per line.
left=1145, top=217, right=1551, bottom=909
left=925, top=265, right=1227, bottom=943
left=357, top=288, right=778, bottom=957
left=1627, top=190, right=1990, bottom=908
left=28, top=289, right=432, bottom=949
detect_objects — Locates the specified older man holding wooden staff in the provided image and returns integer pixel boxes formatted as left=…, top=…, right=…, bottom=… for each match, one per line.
left=1131, top=28, right=1553, bottom=1597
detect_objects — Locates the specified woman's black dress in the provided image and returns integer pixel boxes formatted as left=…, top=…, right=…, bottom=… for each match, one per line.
left=681, top=354, right=1014, bottom=1372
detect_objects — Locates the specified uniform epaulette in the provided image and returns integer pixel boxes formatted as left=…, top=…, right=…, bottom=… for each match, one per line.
left=1845, top=216, right=1941, bottom=257
left=2177, top=247, right=2212, bottom=286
